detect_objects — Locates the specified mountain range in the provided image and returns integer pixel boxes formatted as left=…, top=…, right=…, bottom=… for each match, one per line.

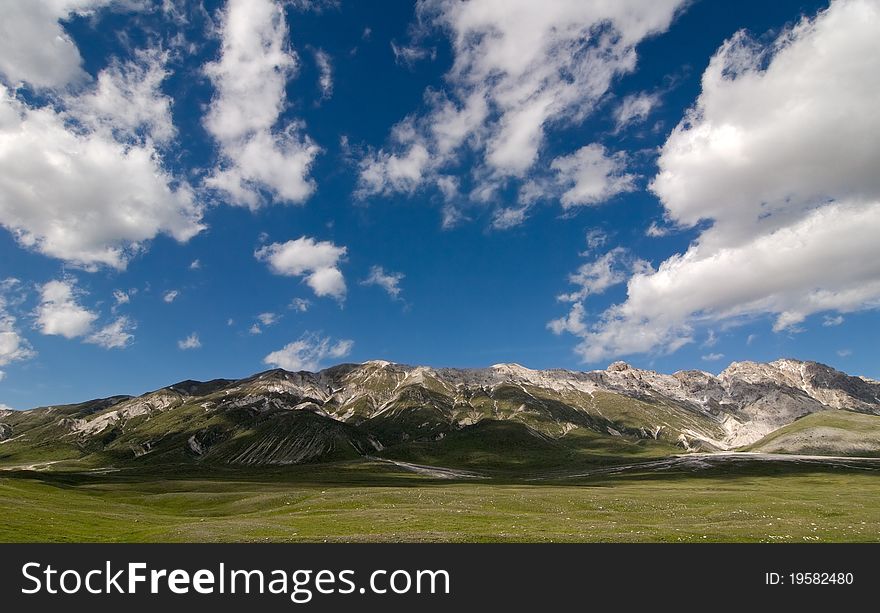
left=2, top=358, right=879, bottom=472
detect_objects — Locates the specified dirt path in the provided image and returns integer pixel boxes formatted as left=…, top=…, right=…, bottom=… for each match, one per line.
left=366, top=457, right=487, bottom=479
left=528, top=451, right=880, bottom=481
left=0, top=460, right=65, bottom=472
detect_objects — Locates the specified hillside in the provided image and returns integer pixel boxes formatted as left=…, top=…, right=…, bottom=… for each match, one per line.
left=746, top=411, right=880, bottom=457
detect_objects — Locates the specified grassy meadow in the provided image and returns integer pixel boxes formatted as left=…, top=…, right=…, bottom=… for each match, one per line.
left=1, top=460, right=878, bottom=543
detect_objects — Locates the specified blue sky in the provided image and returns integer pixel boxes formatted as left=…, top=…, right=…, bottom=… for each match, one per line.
left=1, top=0, right=879, bottom=409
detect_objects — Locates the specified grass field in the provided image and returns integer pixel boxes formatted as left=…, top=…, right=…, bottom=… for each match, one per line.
left=1, top=460, right=878, bottom=543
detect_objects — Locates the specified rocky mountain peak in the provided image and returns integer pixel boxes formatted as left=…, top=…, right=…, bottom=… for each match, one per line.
left=607, top=361, right=632, bottom=372
left=490, top=363, right=534, bottom=376
left=362, top=359, right=393, bottom=368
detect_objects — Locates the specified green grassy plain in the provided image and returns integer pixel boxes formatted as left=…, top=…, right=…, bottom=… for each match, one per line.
left=1, top=461, right=878, bottom=543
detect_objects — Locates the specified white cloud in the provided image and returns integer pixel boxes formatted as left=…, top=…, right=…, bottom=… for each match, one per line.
left=583, top=229, right=608, bottom=254
left=491, top=205, right=531, bottom=230
left=113, top=290, right=132, bottom=306
left=837, top=349, right=852, bottom=357
left=555, top=248, right=650, bottom=303
left=551, top=144, right=637, bottom=208
left=0, top=280, right=34, bottom=368
left=555, top=0, right=880, bottom=362
left=357, top=130, right=431, bottom=197
left=35, top=280, right=98, bottom=339
left=0, top=0, right=113, bottom=89
left=249, top=324, right=262, bottom=335
left=502, top=147, right=637, bottom=225
left=255, top=237, right=347, bottom=300
left=702, top=330, right=718, bottom=348
left=162, top=290, right=179, bottom=303
left=306, top=267, right=347, bottom=300
left=645, top=221, right=673, bottom=237
left=440, top=203, right=466, bottom=229
left=0, top=11, right=202, bottom=272
left=361, top=266, right=404, bottom=299
left=613, top=91, right=660, bottom=131
left=822, top=315, right=844, bottom=327
left=548, top=302, right=586, bottom=336
left=189, top=259, right=201, bottom=270
left=313, top=48, right=333, bottom=99
left=178, top=333, right=201, bottom=350
left=701, top=352, right=724, bottom=362
left=289, top=297, right=311, bottom=312
left=257, top=312, right=279, bottom=326
left=203, top=0, right=319, bottom=208
left=66, top=49, right=176, bottom=145
left=390, top=41, right=435, bottom=67
left=86, top=316, right=135, bottom=349
left=0, top=84, right=203, bottom=270
left=358, top=0, right=685, bottom=208
left=263, top=334, right=353, bottom=371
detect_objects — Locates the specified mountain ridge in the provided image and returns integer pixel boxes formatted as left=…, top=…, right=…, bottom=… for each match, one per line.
left=1, top=357, right=879, bottom=470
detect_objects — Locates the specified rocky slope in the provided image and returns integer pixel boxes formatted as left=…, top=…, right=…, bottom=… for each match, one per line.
left=1, top=358, right=878, bottom=468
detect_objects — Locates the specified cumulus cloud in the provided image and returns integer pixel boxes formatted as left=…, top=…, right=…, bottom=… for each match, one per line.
left=0, top=83, right=204, bottom=270
left=358, top=0, right=685, bottom=213
left=178, top=333, right=201, bottom=350
left=35, top=280, right=98, bottom=339
left=551, top=144, right=637, bottom=208
left=822, top=315, right=844, bottom=327
left=203, top=0, right=319, bottom=208
left=553, top=0, right=880, bottom=362
left=0, top=0, right=113, bottom=89
left=255, top=237, right=347, bottom=300
left=0, top=9, right=204, bottom=272
left=263, top=333, right=353, bottom=371
left=701, top=352, right=724, bottom=362
left=34, top=279, right=135, bottom=349
left=86, top=316, right=135, bottom=349
left=66, top=49, right=176, bottom=145
left=361, top=266, right=404, bottom=299
left=289, top=297, right=311, bottom=312
left=547, top=302, right=587, bottom=336
left=162, top=290, right=179, bottom=303
left=0, top=279, right=34, bottom=368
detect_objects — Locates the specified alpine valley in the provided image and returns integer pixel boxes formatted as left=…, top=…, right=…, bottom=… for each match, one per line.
left=3, top=358, right=880, bottom=543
